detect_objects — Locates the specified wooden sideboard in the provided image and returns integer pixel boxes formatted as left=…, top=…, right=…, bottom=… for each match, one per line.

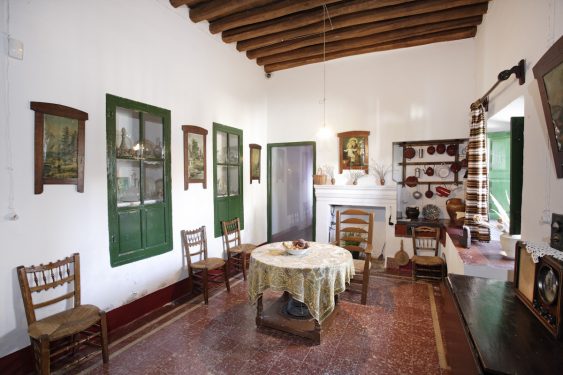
left=447, top=274, right=563, bottom=374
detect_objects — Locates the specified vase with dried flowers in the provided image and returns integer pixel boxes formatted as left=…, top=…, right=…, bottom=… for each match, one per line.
left=349, top=169, right=364, bottom=185
left=369, top=162, right=391, bottom=186
left=323, top=165, right=335, bottom=184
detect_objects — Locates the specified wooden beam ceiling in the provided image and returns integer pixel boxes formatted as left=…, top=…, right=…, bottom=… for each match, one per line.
left=171, top=0, right=491, bottom=73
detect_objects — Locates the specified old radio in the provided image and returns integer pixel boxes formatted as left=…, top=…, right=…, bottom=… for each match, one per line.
left=514, top=241, right=563, bottom=339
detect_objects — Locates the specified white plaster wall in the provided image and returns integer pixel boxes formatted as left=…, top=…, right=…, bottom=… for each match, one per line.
left=266, top=38, right=476, bottom=251
left=474, top=0, right=563, bottom=243
left=0, top=0, right=267, bottom=356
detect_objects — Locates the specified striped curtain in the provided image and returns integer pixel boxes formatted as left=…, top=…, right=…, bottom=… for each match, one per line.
left=464, top=102, right=491, bottom=242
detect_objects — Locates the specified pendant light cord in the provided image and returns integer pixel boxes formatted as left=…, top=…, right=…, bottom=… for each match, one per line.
left=321, top=4, right=333, bottom=129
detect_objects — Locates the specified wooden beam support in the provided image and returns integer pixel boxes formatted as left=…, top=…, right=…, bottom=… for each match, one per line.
left=170, top=0, right=205, bottom=8
left=264, top=27, right=477, bottom=73
left=247, top=4, right=488, bottom=60
left=189, top=0, right=271, bottom=23
left=235, top=0, right=489, bottom=51
left=257, top=17, right=481, bottom=66
left=224, top=0, right=415, bottom=43
left=209, top=0, right=342, bottom=35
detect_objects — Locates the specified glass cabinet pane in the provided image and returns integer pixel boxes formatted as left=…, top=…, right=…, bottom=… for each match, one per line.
left=216, top=131, right=227, bottom=164
left=216, top=166, right=228, bottom=197
left=116, top=107, right=140, bottom=158
left=228, top=134, right=239, bottom=164
left=144, top=161, right=164, bottom=203
left=228, top=166, right=239, bottom=196
left=116, top=159, right=141, bottom=206
left=144, top=113, right=163, bottom=159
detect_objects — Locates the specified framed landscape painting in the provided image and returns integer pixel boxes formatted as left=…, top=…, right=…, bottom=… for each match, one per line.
left=31, top=101, right=87, bottom=194
left=182, top=125, right=208, bottom=189
left=337, top=130, right=370, bottom=173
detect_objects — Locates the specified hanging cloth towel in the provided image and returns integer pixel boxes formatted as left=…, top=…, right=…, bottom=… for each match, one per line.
left=464, top=102, right=491, bottom=242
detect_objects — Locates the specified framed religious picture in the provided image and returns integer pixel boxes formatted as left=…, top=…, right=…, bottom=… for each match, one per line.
left=533, top=35, right=563, bottom=178
left=31, top=102, right=87, bottom=194
left=182, top=125, right=208, bottom=190
left=249, top=143, right=261, bottom=183
left=337, top=131, right=370, bottom=173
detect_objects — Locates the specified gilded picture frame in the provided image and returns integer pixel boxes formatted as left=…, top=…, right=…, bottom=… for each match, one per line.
left=31, top=101, right=87, bottom=194
left=249, top=143, right=261, bottom=183
left=533, top=35, right=563, bottom=178
left=337, top=130, right=370, bottom=174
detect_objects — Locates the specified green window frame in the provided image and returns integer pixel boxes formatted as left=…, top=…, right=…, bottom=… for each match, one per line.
left=213, top=122, right=244, bottom=238
left=106, top=94, right=173, bottom=267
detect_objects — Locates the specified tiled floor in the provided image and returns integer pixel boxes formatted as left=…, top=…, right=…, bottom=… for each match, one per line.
left=74, top=271, right=476, bottom=375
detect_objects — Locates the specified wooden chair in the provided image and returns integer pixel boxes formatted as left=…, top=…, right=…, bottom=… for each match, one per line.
left=181, top=226, right=230, bottom=304
left=411, top=226, right=446, bottom=281
left=334, top=209, right=373, bottom=305
left=221, top=218, right=257, bottom=281
left=17, top=253, right=109, bottom=375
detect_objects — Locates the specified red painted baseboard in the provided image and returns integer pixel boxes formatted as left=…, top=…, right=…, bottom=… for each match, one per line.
left=0, top=276, right=193, bottom=375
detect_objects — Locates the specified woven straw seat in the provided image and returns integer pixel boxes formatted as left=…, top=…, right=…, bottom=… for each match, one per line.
left=191, top=257, right=226, bottom=270
left=222, top=218, right=258, bottom=280
left=28, top=304, right=102, bottom=341
left=182, top=226, right=230, bottom=304
left=353, top=259, right=372, bottom=274
left=411, top=255, right=445, bottom=266
left=227, top=243, right=257, bottom=255
left=17, top=253, right=109, bottom=374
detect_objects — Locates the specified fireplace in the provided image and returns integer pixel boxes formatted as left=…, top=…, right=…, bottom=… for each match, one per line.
left=314, top=185, right=398, bottom=258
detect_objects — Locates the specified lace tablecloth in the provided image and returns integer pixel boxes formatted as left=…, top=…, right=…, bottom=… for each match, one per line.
left=248, top=242, right=354, bottom=323
left=524, top=241, right=563, bottom=263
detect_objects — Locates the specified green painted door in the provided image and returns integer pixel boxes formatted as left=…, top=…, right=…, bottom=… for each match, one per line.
left=488, top=131, right=511, bottom=221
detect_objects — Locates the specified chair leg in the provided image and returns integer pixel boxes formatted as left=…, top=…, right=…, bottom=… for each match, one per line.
left=361, top=275, right=369, bottom=305
left=412, top=264, right=417, bottom=281
left=100, top=311, right=109, bottom=363
left=224, top=263, right=230, bottom=292
left=241, top=252, right=247, bottom=281
left=38, top=335, right=50, bottom=375
left=202, top=269, right=209, bottom=304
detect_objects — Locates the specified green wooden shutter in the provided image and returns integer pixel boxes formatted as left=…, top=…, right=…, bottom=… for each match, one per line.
left=213, top=123, right=244, bottom=238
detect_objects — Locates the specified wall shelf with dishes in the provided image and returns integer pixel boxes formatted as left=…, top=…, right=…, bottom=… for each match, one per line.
left=392, top=138, right=469, bottom=189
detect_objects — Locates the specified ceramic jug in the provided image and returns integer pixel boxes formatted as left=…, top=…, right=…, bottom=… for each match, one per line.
left=446, top=198, right=465, bottom=226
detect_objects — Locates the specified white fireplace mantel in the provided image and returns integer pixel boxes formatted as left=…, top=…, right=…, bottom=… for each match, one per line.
left=314, top=185, right=397, bottom=257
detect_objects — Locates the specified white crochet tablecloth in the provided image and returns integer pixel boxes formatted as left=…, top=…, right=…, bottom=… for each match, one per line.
left=524, top=241, right=563, bottom=263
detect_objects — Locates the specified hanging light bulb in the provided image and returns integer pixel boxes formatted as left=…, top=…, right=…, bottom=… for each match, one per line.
left=317, top=4, right=332, bottom=140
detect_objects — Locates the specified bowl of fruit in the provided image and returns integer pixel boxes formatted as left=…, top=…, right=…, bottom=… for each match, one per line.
left=282, top=239, right=310, bottom=255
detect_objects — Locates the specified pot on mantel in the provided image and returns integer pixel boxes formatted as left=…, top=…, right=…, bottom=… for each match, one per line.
left=446, top=198, right=465, bottom=226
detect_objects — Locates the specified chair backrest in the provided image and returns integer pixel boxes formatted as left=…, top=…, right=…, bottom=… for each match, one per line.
left=221, top=217, right=241, bottom=251
left=17, top=253, right=81, bottom=326
left=181, top=226, right=208, bottom=269
left=335, top=209, right=374, bottom=253
left=412, top=226, right=440, bottom=256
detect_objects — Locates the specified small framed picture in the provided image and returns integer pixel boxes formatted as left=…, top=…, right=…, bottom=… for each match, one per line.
left=31, top=102, right=87, bottom=194
left=182, top=125, right=208, bottom=190
left=249, top=144, right=261, bottom=183
left=337, top=131, right=370, bottom=174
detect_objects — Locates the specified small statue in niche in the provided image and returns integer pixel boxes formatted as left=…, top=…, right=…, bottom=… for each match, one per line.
left=118, top=128, right=128, bottom=157
left=153, top=138, right=162, bottom=158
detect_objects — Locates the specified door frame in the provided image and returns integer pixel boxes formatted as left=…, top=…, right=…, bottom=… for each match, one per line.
left=267, top=142, right=316, bottom=243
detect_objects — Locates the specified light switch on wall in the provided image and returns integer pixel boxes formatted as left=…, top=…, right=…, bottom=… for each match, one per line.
left=8, top=37, right=23, bottom=60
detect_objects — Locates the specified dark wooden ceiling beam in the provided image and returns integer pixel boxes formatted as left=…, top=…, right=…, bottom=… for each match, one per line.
left=189, top=0, right=271, bottom=23
left=170, top=0, right=205, bottom=8
left=257, top=17, right=481, bottom=66
left=224, top=0, right=416, bottom=44
left=236, top=0, right=489, bottom=51
left=247, top=3, right=487, bottom=60
left=264, top=27, right=477, bottom=73
left=209, top=0, right=343, bottom=35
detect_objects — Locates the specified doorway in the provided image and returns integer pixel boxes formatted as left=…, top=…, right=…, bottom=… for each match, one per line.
left=267, top=142, right=316, bottom=243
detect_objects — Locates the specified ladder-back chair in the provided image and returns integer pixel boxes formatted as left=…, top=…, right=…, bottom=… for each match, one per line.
left=17, top=253, right=109, bottom=375
left=181, top=226, right=230, bottom=304
left=411, top=226, right=446, bottom=281
left=334, top=209, right=373, bottom=305
left=221, top=217, right=257, bottom=280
